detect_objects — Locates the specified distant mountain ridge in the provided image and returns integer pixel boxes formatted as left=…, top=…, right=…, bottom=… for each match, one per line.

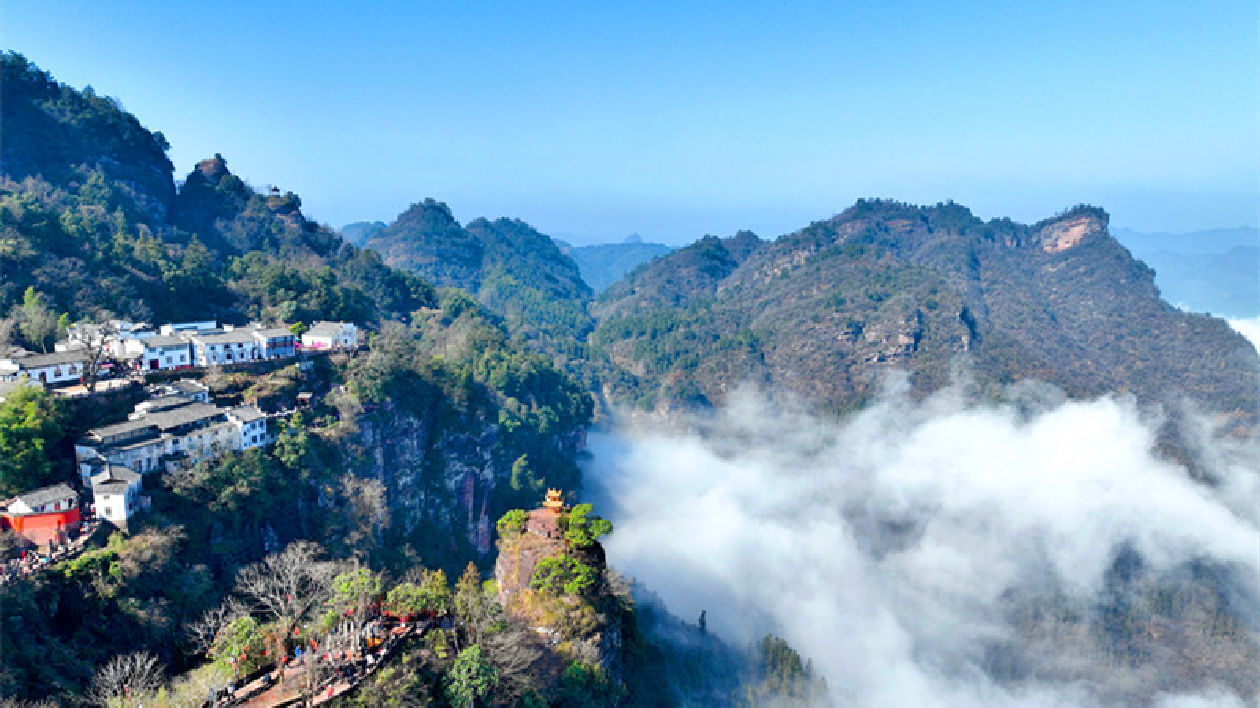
left=1112, top=226, right=1259, bottom=318
left=1112, top=226, right=1258, bottom=256
left=592, top=201, right=1260, bottom=419
left=565, top=240, right=674, bottom=293
left=341, top=220, right=386, bottom=247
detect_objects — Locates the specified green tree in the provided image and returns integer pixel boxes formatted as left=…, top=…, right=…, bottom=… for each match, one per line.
left=445, top=644, right=498, bottom=708
left=530, top=556, right=598, bottom=597
left=0, top=382, right=66, bottom=496
left=556, top=663, right=624, bottom=708
left=210, top=616, right=267, bottom=678
left=454, top=562, right=486, bottom=626
left=509, top=455, right=532, bottom=491
left=13, top=287, right=57, bottom=353
left=495, top=509, right=528, bottom=538
left=562, top=504, right=612, bottom=550
left=419, top=568, right=452, bottom=616
left=331, top=567, right=382, bottom=629
left=55, top=312, right=70, bottom=341
left=384, top=582, right=426, bottom=618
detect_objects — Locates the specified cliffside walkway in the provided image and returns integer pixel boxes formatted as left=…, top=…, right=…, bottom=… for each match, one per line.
left=216, top=622, right=422, bottom=708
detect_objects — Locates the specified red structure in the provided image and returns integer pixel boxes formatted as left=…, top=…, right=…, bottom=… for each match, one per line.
left=1, top=484, right=82, bottom=548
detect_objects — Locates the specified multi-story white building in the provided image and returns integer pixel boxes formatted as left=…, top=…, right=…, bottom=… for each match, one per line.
left=250, top=326, right=299, bottom=360
left=189, top=329, right=263, bottom=366
left=76, top=392, right=271, bottom=484
left=228, top=405, right=272, bottom=449
left=91, top=465, right=145, bottom=529
left=123, top=334, right=193, bottom=372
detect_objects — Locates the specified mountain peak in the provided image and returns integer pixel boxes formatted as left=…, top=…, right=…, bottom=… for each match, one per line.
left=1033, top=205, right=1109, bottom=253
left=193, top=153, right=230, bottom=183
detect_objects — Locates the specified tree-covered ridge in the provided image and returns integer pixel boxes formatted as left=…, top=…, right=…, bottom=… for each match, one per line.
left=0, top=52, right=174, bottom=219
left=593, top=199, right=1260, bottom=418
left=0, top=54, right=435, bottom=328
left=596, top=231, right=763, bottom=320
left=364, top=202, right=597, bottom=367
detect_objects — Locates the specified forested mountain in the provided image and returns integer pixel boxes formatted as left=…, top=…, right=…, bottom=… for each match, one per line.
left=593, top=200, right=1260, bottom=418
left=341, top=220, right=387, bottom=247
left=0, top=55, right=432, bottom=328
left=364, top=201, right=595, bottom=365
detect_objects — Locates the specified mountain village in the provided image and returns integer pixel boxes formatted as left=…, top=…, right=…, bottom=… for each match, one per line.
left=0, top=318, right=362, bottom=575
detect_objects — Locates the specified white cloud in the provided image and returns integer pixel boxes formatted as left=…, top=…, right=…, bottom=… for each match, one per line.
left=584, top=384, right=1260, bottom=707
left=1228, top=317, right=1260, bottom=352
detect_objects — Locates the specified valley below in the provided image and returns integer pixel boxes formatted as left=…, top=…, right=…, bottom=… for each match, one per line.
left=583, top=381, right=1260, bottom=707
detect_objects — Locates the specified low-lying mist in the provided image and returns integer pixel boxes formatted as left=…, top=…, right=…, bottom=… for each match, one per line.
left=584, top=380, right=1260, bottom=707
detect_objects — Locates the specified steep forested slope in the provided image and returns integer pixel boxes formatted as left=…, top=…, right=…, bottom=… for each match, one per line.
left=594, top=200, right=1260, bottom=418
left=0, top=53, right=608, bottom=703
left=364, top=201, right=595, bottom=362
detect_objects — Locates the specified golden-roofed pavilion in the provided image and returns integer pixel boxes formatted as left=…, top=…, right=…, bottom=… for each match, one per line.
left=543, top=488, right=565, bottom=514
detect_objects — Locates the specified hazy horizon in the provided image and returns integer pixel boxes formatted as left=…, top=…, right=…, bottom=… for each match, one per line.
left=5, top=2, right=1257, bottom=244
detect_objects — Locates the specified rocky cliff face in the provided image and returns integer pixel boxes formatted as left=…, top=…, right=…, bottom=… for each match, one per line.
left=355, top=404, right=496, bottom=553
left=494, top=508, right=625, bottom=687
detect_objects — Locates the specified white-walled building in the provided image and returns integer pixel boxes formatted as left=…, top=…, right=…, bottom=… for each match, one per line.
left=0, top=351, right=89, bottom=385
left=228, top=405, right=272, bottom=449
left=123, top=335, right=193, bottom=372
left=189, top=330, right=263, bottom=366
left=160, top=321, right=217, bottom=336
left=301, top=321, right=359, bottom=349
left=91, top=465, right=145, bottom=528
left=76, top=394, right=272, bottom=483
left=251, top=326, right=298, bottom=360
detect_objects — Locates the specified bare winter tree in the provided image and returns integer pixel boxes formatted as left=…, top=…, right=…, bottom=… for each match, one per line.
left=87, top=651, right=165, bottom=706
left=481, top=618, right=547, bottom=704
left=75, top=319, right=120, bottom=394
left=186, top=596, right=248, bottom=655
left=235, top=541, right=340, bottom=673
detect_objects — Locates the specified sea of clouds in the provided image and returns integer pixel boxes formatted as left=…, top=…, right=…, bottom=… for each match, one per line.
left=584, top=379, right=1260, bottom=707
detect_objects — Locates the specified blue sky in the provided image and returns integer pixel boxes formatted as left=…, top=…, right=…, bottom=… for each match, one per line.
left=4, top=1, right=1257, bottom=244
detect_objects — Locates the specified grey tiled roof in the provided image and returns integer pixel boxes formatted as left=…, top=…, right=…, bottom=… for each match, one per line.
left=306, top=321, right=348, bottom=336
left=14, top=483, right=78, bottom=509
left=2, top=350, right=89, bottom=368
left=91, top=402, right=223, bottom=439
left=92, top=465, right=142, bottom=493
left=193, top=330, right=260, bottom=345
left=142, top=335, right=191, bottom=349
left=170, top=379, right=209, bottom=394
left=138, top=402, right=225, bottom=431
left=91, top=419, right=160, bottom=440
left=229, top=405, right=266, bottom=423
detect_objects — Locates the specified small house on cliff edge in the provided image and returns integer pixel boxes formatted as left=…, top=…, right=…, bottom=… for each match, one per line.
left=1, top=484, right=82, bottom=548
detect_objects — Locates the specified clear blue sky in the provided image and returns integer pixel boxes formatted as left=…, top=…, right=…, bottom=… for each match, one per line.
left=4, top=1, right=1257, bottom=244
